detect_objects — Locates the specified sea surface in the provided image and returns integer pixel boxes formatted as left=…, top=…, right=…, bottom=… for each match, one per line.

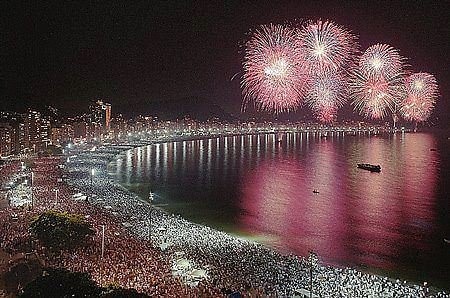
left=109, top=131, right=450, bottom=288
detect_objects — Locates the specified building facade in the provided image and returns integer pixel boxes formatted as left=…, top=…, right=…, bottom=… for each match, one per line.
left=51, top=124, right=74, bottom=145
left=0, top=123, right=14, bottom=156
left=24, top=110, right=51, bottom=153
left=89, top=100, right=112, bottom=133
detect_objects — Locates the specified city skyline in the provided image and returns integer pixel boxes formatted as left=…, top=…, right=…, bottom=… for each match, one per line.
left=2, top=1, right=449, bottom=126
left=0, top=99, right=396, bottom=157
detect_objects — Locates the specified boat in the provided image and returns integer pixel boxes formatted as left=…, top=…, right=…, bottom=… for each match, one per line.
left=430, top=148, right=437, bottom=151
left=313, top=189, right=319, bottom=194
left=357, top=163, right=381, bottom=172
left=444, top=239, right=450, bottom=244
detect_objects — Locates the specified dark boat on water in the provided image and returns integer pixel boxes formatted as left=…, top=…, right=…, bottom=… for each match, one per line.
left=357, top=163, right=381, bottom=172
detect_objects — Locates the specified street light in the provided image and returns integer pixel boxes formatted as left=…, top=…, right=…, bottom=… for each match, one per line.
left=148, top=191, right=154, bottom=241
left=90, top=168, right=95, bottom=188
left=310, top=252, right=313, bottom=298
left=101, top=224, right=105, bottom=259
left=147, top=218, right=151, bottom=241
left=308, top=251, right=318, bottom=298
left=30, top=171, right=34, bottom=209
left=54, top=189, right=59, bottom=206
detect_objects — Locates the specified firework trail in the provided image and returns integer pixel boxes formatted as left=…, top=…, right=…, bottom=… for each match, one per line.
left=350, top=44, right=406, bottom=119
left=400, top=72, right=438, bottom=122
left=241, top=24, right=310, bottom=113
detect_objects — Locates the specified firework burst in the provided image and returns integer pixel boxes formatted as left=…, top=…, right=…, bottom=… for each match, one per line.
left=316, top=104, right=338, bottom=123
left=305, top=71, right=348, bottom=122
left=349, top=70, right=405, bottom=119
left=240, top=21, right=439, bottom=120
left=241, top=24, right=310, bottom=113
left=400, top=72, right=438, bottom=122
left=350, top=44, right=406, bottom=119
left=359, top=44, right=405, bottom=78
left=297, top=19, right=359, bottom=74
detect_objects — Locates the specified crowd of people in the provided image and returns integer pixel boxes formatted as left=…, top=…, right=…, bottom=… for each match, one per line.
left=0, top=157, right=222, bottom=296
left=1, top=146, right=449, bottom=297
left=0, top=162, right=16, bottom=208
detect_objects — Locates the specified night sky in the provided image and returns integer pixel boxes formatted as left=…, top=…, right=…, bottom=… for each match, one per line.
left=1, top=1, right=449, bottom=125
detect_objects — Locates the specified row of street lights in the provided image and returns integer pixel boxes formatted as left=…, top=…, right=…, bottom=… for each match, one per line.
left=30, top=171, right=34, bottom=208
left=88, top=168, right=106, bottom=259
left=89, top=168, right=106, bottom=259
left=90, top=168, right=95, bottom=187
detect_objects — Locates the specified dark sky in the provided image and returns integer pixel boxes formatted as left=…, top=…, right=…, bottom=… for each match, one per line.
left=1, top=1, right=449, bottom=124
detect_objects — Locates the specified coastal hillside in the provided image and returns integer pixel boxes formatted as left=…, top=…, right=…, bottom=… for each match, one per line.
left=117, top=96, right=236, bottom=121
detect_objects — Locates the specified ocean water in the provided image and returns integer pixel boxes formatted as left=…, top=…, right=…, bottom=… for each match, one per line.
left=110, top=131, right=450, bottom=288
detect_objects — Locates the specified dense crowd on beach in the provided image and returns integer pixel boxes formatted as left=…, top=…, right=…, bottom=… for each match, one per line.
left=1, top=147, right=449, bottom=297
left=0, top=157, right=222, bottom=296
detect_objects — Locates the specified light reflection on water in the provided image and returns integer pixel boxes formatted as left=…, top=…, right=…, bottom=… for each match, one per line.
left=112, top=132, right=449, bottom=287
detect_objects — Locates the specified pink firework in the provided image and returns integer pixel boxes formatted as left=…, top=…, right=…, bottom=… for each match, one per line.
left=316, top=104, right=338, bottom=123
left=349, top=70, right=405, bottom=119
left=359, top=44, right=405, bottom=78
left=350, top=44, right=406, bottom=119
left=241, top=24, right=310, bottom=113
left=400, top=72, right=439, bottom=122
left=305, top=71, right=348, bottom=122
left=297, top=19, right=359, bottom=74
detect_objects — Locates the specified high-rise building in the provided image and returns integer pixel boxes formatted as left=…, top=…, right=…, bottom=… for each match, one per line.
left=86, top=122, right=102, bottom=140
left=15, top=122, right=25, bottom=153
left=0, top=123, right=14, bottom=156
left=51, top=124, right=74, bottom=145
left=89, top=100, right=112, bottom=133
left=104, top=102, right=111, bottom=131
left=24, top=110, right=50, bottom=153
left=0, top=112, right=25, bottom=154
left=111, top=114, right=128, bottom=139
left=72, top=121, right=87, bottom=139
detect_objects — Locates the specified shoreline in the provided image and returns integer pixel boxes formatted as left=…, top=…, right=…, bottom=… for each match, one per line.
left=64, top=133, right=448, bottom=296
